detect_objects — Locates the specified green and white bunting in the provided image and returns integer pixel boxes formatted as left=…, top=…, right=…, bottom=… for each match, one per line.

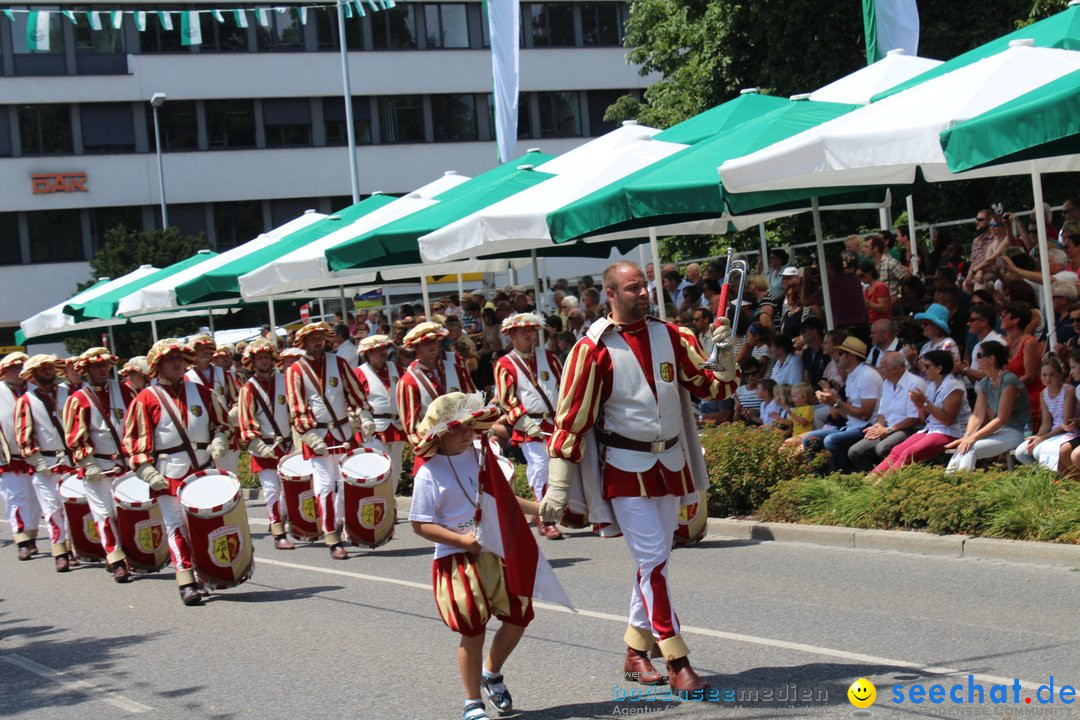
left=25, top=10, right=50, bottom=51
left=158, top=11, right=173, bottom=31
left=234, top=9, right=249, bottom=28
left=88, top=11, right=102, bottom=30
left=180, top=10, right=202, bottom=46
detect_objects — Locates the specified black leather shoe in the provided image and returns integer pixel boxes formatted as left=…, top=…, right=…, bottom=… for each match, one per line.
left=179, top=584, right=203, bottom=606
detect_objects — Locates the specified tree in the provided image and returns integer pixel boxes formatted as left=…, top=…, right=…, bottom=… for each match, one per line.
left=605, top=0, right=1072, bottom=265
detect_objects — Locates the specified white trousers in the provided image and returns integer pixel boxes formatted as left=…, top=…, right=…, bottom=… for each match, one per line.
left=257, top=468, right=284, bottom=525
left=0, top=471, right=39, bottom=542
left=82, top=476, right=123, bottom=561
left=612, top=495, right=681, bottom=644
left=310, top=454, right=344, bottom=542
left=158, top=494, right=194, bottom=574
left=365, top=437, right=405, bottom=496
left=520, top=441, right=550, bottom=500
left=946, top=427, right=1025, bottom=472
left=1013, top=433, right=1074, bottom=471
left=30, top=471, right=68, bottom=553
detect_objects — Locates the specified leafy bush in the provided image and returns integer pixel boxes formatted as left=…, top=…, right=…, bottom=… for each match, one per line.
left=978, top=469, right=1080, bottom=542
left=701, top=424, right=810, bottom=517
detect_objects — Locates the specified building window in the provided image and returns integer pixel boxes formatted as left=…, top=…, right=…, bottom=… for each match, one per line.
left=81, top=103, right=136, bottom=154
left=372, top=4, right=418, bottom=49
left=270, top=197, right=320, bottom=227
left=528, top=3, right=575, bottom=47
left=538, top=91, right=582, bottom=138
left=11, top=12, right=64, bottom=55
left=205, top=100, right=256, bottom=149
left=581, top=3, right=624, bottom=46
left=140, top=12, right=184, bottom=53
left=431, top=94, right=477, bottom=142
left=587, top=89, right=632, bottom=136
left=27, top=210, right=84, bottom=263
left=18, top=105, right=73, bottom=155
left=0, top=109, right=11, bottom=157
left=377, top=95, right=425, bottom=144
left=323, top=97, right=373, bottom=145
left=425, top=4, right=469, bottom=48
left=74, top=17, right=125, bottom=54
left=214, top=200, right=265, bottom=251
left=200, top=12, right=249, bottom=52
left=257, top=9, right=305, bottom=51
left=159, top=203, right=209, bottom=239
left=314, top=8, right=363, bottom=50
left=90, top=206, right=142, bottom=252
left=0, top=214, right=20, bottom=265
left=263, top=99, right=313, bottom=147
left=146, top=100, right=198, bottom=152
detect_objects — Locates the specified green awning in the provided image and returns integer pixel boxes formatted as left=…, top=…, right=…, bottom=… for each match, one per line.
left=940, top=67, right=1080, bottom=172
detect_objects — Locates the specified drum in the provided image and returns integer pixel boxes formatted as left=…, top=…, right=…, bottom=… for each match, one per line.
left=113, top=473, right=169, bottom=572
left=59, top=475, right=106, bottom=563
left=673, top=490, right=708, bottom=547
left=179, top=471, right=254, bottom=590
left=277, top=453, right=322, bottom=541
left=339, top=448, right=395, bottom=549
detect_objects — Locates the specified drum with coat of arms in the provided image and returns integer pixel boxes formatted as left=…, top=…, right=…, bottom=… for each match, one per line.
left=339, top=448, right=395, bottom=549
left=59, top=475, right=106, bottom=562
left=277, top=453, right=322, bottom=541
left=179, top=471, right=254, bottom=590
left=673, top=489, right=708, bottom=546
left=113, top=473, right=169, bottom=572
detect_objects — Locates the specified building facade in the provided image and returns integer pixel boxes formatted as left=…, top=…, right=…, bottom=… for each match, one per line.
left=0, top=0, right=650, bottom=340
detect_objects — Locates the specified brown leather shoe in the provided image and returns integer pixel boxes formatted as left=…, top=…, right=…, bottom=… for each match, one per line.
left=67, top=552, right=81, bottom=567
left=274, top=535, right=295, bottom=550
left=179, top=584, right=203, bottom=606
left=54, top=555, right=70, bottom=573
left=28, top=542, right=39, bottom=555
left=539, top=523, right=564, bottom=540
left=16, top=544, right=32, bottom=561
left=624, top=647, right=666, bottom=685
left=666, top=656, right=709, bottom=692
left=111, top=563, right=131, bottom=583
left=329, top=544, right=348, bottom=560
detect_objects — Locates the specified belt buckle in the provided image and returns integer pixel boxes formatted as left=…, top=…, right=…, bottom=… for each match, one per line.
left=650, top=440, right=666, bottom=454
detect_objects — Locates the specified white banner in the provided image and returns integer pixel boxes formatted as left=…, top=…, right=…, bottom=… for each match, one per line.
left=485, top=0, right=520, bottom=163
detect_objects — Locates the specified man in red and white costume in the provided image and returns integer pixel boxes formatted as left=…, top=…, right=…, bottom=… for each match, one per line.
left=494, top=312, right=565, bottom=541
left=0, top=352, right=40, bottom=561
left=123, top=339, right=231, bottom=605
left=15, top=354, right=75, bottom=572
left=354, top=334, right=406, bottom=495
left=284, top=322, right=374, bottom=560
left=237, top=338, right=295, bottom=551
left=185, top=334, right=241, bottom=475
left=118, top=356, right=150, bottom=407
left=63, top=347, right=132, bottom=583
left=396, top=321, right=476, bottom=468
left=539, top=261, right=738, bottom=693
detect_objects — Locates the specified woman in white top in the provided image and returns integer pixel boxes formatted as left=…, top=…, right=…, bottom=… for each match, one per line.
left=870, top=350, right=969, bottom=476
left=768, top=334, right=804, bottom=387
left=1014, top=356, right=1075, bottom=469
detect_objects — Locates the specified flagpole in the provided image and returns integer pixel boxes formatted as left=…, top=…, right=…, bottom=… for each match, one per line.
left=337, top=0, right=361, bottom=203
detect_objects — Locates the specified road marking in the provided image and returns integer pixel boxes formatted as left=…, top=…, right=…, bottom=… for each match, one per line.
left=256, top=557, right=1044, bottom=691
left=1, top=653, right=153, bottom=713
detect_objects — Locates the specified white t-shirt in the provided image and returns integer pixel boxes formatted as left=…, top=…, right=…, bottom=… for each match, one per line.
left=760, top=399, right=786, bottom=427
left=409, top=452, right=479, bottom=559
left=769, top=354, right=804, bottom=386
left=879, top=371, right=926, bottom=427
left=843, top=363, right=883, bottom=431
left=923, top=374, right=971, bottom=437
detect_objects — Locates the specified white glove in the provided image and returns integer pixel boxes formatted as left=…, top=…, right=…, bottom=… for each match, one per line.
left=517, top=415, right=544, bottom=440
left=538, top=457, right=573, bottom=524
left=350, top=410, right=376, bottom=442
left=209, top=434, right=229, bottom=461
left=710, top=317, right=733, bottom=348
left=26, top=452, right=52, bottom=475
left=248, top=437, right=276, bottom=459
left=301, top=430, right=329, bottom=456
left=79, top=457, right=103, bottom=482
left=135, top=463, right=168, bottom=491
left=709, top=317, right=738, bottom=383
left=227, top=404, right=240, bottom=427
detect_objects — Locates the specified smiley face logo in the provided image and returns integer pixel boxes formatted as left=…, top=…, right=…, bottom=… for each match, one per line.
left=848, top=678, right=876, bottom=708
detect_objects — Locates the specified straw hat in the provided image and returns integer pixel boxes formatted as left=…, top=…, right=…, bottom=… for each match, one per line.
left=19, top=354, right=63, bottom=380
left=414, top=392, right=501, bottom=458
left=0, top=351, right=28, bottom=372
left=187, top=334, right=216, bottom=351
left=402, top=321, right=448, bottom=349
left=500, top=312, right=544, bottom=335
left=242, top=337, right=280, bottom=369
left=359, top=334, right=394, bottom=353
left=292, top=321, right=335, bottom=347
left=280, top=347, right=306, bottom=359
left=213, top=344, right=235, bottom=359
left=74, top=347, right=119, bottom=373
left=146, top=339, right=196, bottom=378
left=836, top=336, right=868, bottom=360
left=119, top=356, right=149, bottom=377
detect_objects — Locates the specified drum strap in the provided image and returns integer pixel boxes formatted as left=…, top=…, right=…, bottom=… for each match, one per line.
left=82, top=387, right=125, bottom=455
left=507, top=351, right=556, bottom=417
left=408, top=364, right=442, bottom=405
left=151, top=386, right=204, bottom=473
left=247, top=376, right=285, bottom=442
left=36, top=388, right=71, bottom=454
left=296, top=358, right=349, bottom=442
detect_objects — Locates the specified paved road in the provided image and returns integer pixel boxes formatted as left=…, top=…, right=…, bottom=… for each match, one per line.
left=1, top=500, right=1078, bottom=720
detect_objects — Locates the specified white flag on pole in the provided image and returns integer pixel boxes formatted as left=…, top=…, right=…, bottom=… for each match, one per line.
left=862, top=0, right=919, bottom=64
left=485, top=0, right=520, bottom=163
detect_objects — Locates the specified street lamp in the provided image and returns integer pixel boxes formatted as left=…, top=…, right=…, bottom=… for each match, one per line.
left=150, top=92, right=169, bottom=229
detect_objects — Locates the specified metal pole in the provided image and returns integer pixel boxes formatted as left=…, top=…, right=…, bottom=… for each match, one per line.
left=208, top=311, right=215, bottom=335
left=758, top=223, right=768, bottom=272
left=811, top=198, right=834, bottom=330
left=530, top=249, right=545, bottom=345
left=420, top=275, right=431, bottom=317
left=457, top=273, right=465, bottom=306
left=878, top=207, right=890, bottom=231
left=1032, top=166, right=1057, bottom=348
left=648, top=227, right=667, bottom=322
left=152, top=104, right=169, bottom=228
left=107, top=325, right=116, bottom=352
left=318, top=297, right=326, bottom=323
left=150, top=318, right=159, bottom=342
left=337, top=0, right=360, bottom=203
left=339, top=285, right=349, bottom=319
left=267, top=299, right=277, bottom=340
left=905, top=194, right=919, bottom=276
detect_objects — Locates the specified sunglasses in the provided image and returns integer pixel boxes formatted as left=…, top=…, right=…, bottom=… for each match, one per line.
left=1071, top=317, right=1080, bottom=324
left=975, top=217, right=988, bottom=223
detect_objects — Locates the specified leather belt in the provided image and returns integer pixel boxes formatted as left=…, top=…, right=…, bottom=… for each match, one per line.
left=526, top=413, right=551, bottom=420
left=157, top=441, right=209, bottom=455
left=39, top=449, right=64, bottom=457
left=314, top=419, right=349, bottom=429
left=371, top=413, right=394, bottom=419
left=598, top=431, right=679, bottom=454
left=93, top=453, right=122, bottom=461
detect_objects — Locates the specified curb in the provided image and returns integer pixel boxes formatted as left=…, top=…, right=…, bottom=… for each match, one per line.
left=707, top=518, right=1080, bottom=568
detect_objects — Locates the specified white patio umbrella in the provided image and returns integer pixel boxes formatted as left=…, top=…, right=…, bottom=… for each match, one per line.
left=809, top=49, right=943, bottom=105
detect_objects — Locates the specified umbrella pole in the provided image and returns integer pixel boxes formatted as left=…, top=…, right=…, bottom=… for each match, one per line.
left=150, top=318, right=159, bottom=343
left=758, top=223, right=768, bottom=273
left=267, top=300, right=277, bottom=334
left=812, top=198, right=834, bottom=330
left=905, top=195, right=919, bottom=276
left=420, top=275, right=431, bottom=317
left=1032, top=166, right=1057, bottom=348
left=457, top=273, right=464, bottom=306
left=318, top=298, right=326, bottom=323
left=648, top=227, right=667, bottom=322
left=339, top=285, right=349, bottom=319
left=107, top=325, right=116, bottom=352
left=208, top=311, right=215, bottom=335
